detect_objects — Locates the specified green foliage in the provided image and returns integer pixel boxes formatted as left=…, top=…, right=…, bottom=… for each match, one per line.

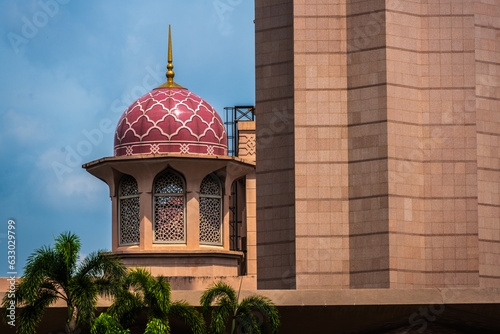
left=1, top=231, right=126, bottom=334
left=144, top=318, right=169, bottom=334
left=170, top=300, right=206, bottom=334
left=201, top=281, right=280, bottom=334
left=107, top=268, right=205, bottom=334
left=91, top=313, right=130, bottom=334
left=106, top=287, right=143, bottom=329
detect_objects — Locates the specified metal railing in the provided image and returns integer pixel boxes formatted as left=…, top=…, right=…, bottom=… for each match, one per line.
left=224, top=105, right=255, bottom=156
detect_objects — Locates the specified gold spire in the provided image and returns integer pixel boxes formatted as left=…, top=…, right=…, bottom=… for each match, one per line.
left=155, top=24, right=185, bottom=89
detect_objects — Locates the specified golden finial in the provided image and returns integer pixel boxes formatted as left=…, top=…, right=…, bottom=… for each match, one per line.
left=155, top=24, right=185, bottom=89
left=166, top=25, right=174, bottom=84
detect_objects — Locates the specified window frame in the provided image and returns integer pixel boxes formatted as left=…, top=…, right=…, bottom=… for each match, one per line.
left=199, top=173, right=223, bottom=246
left=152, top=169, right=187, bottom=244
left=118, top=174, right=140, bottom=246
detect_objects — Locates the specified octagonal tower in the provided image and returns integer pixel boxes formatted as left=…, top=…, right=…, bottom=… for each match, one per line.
left=84, top=26, right=256, bottom=290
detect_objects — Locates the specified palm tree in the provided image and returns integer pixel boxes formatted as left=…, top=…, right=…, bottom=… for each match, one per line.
left=1, top=231, right=126, bottom=334
left=200, top=281, right=280, bottom=334
left=102, top=268, right=205, bottom=334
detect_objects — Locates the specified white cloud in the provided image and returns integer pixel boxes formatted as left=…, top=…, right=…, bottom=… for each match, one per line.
left=37, top=147, right=66, bottom=169
left=54, top=172, right=103, bottom=198
left=0, top=109, right=51, bottom=145
left=35, top=148, right=109, bottom=211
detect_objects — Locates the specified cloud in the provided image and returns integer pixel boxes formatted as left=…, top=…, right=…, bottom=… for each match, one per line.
left=0, top=109, right=51, bottom=146
left=55, top=172, right=103, bottom=198
left=35, top=148, right=108, bottom=211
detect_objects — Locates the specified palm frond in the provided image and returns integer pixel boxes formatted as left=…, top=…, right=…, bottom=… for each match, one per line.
left=1, top=251, right=67, bottom=330
left=144, top=318, right=170, bottom=334
left=200, top=281, right=237, bottom=317
left=77, top=251, right=125, bottom=279
left=21, top=246, right=57, bottom=302
left=76, top=251, right=126, bottom=301
left=126, top=268, right=153, bottom=292
left=49, top=253, right=72, bottom=288
left=146, top=275, right=171, bottom=320
left=94, top=277, right=124, bottom=300
left=100, top=253, right=126, bottom=279
left=170, top=300, right=205, bottom=334
left=39, top=281, right=67, bottom=302
left=210, top=298, right=233, bottom=334
left=18, top=289, right=58, bottom=334
left=23, top=246, right=54, bottom=277
left=2, top=281, right=24, bottom=312
left=55, top=231, right=81, bottom=278
left=235, top=308, right=261, bottom=334
left=18, top=305, right=42, bottom=334
left=68, top=275, right=98, bottom=326
left=238, top=296, right=280, bottom=334
left=75, top=251, right=104, bottom=278
left=107, top=289, right=143, bottom=329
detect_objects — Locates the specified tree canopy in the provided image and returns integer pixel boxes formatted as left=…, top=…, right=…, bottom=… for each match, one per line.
left=201, top=281, right=280, bottom=334
left=1, top=231, right=125, bottom=334
left=95, top=268, right=205, bottom=334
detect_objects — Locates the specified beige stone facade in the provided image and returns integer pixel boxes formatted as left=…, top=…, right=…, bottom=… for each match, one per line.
left=255, top=0, right=500, bottom=290
left=237, top=121, right=257, bottom=161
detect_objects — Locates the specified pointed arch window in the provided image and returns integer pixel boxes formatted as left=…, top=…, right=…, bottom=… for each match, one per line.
left=153, top=169, right=186, bottom=243
left=199, top=174, right=223, bottom=245
left=118, top=175, right=140, bottom=246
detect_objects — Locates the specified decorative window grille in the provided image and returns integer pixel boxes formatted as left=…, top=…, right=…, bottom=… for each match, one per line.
left=118, top=175, right=140, bottom=245
left=153, top=170, right=186, bottom=243
left=199, top=174, right=222, bottom=245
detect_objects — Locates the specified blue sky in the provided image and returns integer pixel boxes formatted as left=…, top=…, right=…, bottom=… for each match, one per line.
left=0, top=0, right=255, bottom=275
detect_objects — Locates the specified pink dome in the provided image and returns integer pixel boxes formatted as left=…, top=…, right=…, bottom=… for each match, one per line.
left=114, top=87, right=228, bottom=156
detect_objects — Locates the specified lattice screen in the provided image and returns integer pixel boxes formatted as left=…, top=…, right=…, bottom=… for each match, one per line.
left=199, top=174, right=222, bottom=245
left=119, top=175, right=140, bottom=245
left=200, top=175, right=221, bottom=196
left=154, top=171, right=185, bottom=242
left=155, top=172, right=184, bottom=194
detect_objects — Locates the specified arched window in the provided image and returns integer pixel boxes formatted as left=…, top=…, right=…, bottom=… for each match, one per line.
left=118, top=175, right=140, bottom=246
left=199, top=174, right=223, bottom=245
left=153, top=169, right=186, bottom=243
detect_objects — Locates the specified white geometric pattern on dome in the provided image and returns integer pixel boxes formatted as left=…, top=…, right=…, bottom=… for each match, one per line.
left=126, top=146, right=133, bottom=156
left=150, top=143, right=160, bottom=154
left=180, top=144, right=189, bottom=154
left=115, top=89, right=226, bottom=144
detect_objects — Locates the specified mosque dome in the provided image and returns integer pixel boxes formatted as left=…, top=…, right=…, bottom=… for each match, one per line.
left=114, top=27, right=227, bottom=157
left=114, top=87, right=227, bottom=156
